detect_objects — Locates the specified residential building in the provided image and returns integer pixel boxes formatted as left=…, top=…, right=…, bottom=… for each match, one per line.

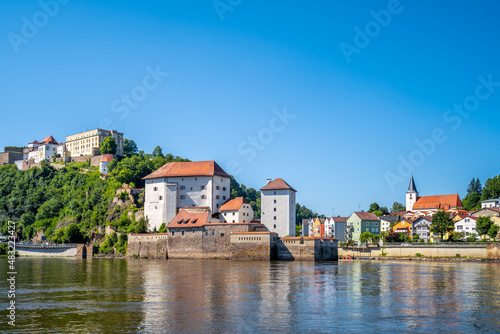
left=328, top=216, right=348, bottom=242
left=412, top=217, right=433, bottom=242
left=26, top=136, right=65, bottom=163
left=471, top=208, right=500, bottom=230
left=346, top=212, right=380, bottom=244
left=219, top=197, right=254, bottom=223
left=392, top=219, right=415, bottom=236
left=99, top=154, right=114, bottom=174
left=65, top=129, right=123, bottom=157
left=143, top=161, right=231, bottom=231
left=312, top=217, right=324, bottom=237
left=481, top=198, right=500, bottom=209
left=405, top=174, right=462, bottom=213
left=454, top=217, right=479, bottom=240
left=260, top=178, right=297, bottom=237
left=301, top=218, right=311, bottom=237
left=380, top=215, right=399, bottom=233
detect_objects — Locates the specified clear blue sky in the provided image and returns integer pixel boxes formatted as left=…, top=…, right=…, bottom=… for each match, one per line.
left=1, top=1, right=500, bottom=216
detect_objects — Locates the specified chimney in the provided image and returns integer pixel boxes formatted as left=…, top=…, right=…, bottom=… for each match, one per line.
left=266, top=179, right=272, bottom=184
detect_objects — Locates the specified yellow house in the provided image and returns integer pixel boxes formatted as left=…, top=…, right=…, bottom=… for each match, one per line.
left=392, top=220, right=414, bottom=236
left=312, top=218, right=323, bottom=237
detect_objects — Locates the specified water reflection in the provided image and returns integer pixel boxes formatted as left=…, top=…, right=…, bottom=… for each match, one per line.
left=1, top=259, right=500, bottom=333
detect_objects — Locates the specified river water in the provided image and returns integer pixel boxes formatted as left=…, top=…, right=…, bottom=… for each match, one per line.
left=1, top=258, right=499, bottom=333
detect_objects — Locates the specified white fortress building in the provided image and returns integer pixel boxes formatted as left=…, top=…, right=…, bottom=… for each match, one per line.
left=219, top=197, right=254, bottom=223
left=143, top=161, right=231, bottom=231
left=260, top=178, right=297, bottom=237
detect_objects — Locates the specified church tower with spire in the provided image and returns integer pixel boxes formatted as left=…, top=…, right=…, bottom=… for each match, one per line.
left=406, top=174, right=419, bottom=211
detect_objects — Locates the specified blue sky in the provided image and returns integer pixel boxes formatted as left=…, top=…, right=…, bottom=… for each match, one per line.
left=1, top=0, right=500, bottom=216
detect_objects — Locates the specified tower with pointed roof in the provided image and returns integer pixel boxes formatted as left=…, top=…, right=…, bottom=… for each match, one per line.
left=260, top=178, right=297, bottom=237
left=406, top=173, right=419, bottom=211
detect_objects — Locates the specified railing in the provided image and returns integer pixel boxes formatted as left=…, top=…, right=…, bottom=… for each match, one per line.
left=381, top=242, right=486, bottom=247
left=15, top=243, right=78, bottom=249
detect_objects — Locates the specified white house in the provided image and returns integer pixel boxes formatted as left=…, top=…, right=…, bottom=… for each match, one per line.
left=260, top=178, right=296, bottom=237
left=27, top=136, right=65, bottom=163
left=380, top=215, right=399, bottom=233
left=99, top=154, right=114, bottom=174
left=219, top=197, right=254, bottom=223
left=454, top=217, right=479, bottom=240
left=481, top=198, right=500, bottom=209
left=143, top=161, right=231, bottom=231
left=412, top=217, right=433, bottom=242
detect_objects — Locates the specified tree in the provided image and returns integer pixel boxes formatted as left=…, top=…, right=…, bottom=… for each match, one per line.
left=65, top=223, right=85, bottom=243
left=360, top=232, right=373, bottom=243
left=100, top=137, right=117, bottom=154
left=430, top=210, right=454, bottom=242
left=391, top=202, right=406, bottom=213
left=481, top=174, right=500, bottom=201
left=380, top=207, right=389, bottom=215
left=123, top=139, right=138, bottom=156
left=368, top=202, right=380, bottom=213
left=476, top=216, right=493, bottom=240
left=413, top=233, right=420, bottom=242
left=488, top=225, right=499, bottom=241
left=135, top=217, right=149, bottom=233
left=152, top=146, right=164, bottom=158
left=449, top=231, right=465, bottom=242
left=462, top=192, right=481, bottom=211
left=385, top=231, right=401, bottom=243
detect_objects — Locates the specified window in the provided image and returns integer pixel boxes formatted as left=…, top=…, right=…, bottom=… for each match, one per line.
left=216, top=195, right=220, bottom=199
left=233, top=212, right=235, bottom=216
left=171, top=231, right=175, bottom=236
left=366, top=222, right=369, bottom=226
left=201, top=195, right=207, bottom=199
left=201, top=185, right=205, bottom=190
left=274, top=216, right=276, bottom=220
left=274, top=191, right=276, bottom=195
left=159, top=196, right=163, bottom=200
left=232, top=220, right=235, bottom=223
left=180, top=195, right=186, bottom=200
left=181, top=231, right=185, bottom=236
left=153, top=187, right=158, bottom=191
left=224, top=213, right=227, bottom=216
left=223, top=196, right=226, bottom=200
left=223, top=187, right=226, bottom=191
left=274, top=224, right=276, bottom=228
left=216, top=186, right=220, bottom=190
left=180, top=186, right=185, bottom=190
left=221, top=233, right=224, bottom=237
left=274, top=208, right=276, bottom=212
left=274, top=199, right=276, bottom=204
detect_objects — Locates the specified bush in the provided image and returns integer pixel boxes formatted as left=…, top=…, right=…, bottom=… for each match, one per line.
left=415, top=253, right=423, bottom=257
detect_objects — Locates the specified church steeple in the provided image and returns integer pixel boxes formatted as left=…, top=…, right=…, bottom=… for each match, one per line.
left=406, top=173, right=418, bottom=211
left=407, top=173, right=418, bottom=193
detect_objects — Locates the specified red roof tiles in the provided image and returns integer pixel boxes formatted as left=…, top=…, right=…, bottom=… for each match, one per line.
left=40, top=135, right=58, bottom=145
left=167, top=210, right=209, bottom=228
left=143, top=161, right=230, bottom=179
left=219, top=197, right=248, bottom=212
left=101, top=154, right=114, bottom=162
left=413, top=194, right=462, bottom=210
left=260, top=178, right=296, bottom=192
left=354, top=212, right=379, bottom=221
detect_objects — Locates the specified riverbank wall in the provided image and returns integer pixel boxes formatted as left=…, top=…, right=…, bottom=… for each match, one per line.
left=16, top=244, right=93, bottom=257
left=338, top=244, right=499, bottom=259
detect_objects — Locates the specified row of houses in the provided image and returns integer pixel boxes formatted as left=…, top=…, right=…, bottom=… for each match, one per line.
left=302, top=174, right=500, bottom=244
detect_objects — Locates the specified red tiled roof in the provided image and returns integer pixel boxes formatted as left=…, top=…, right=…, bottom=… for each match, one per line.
left=143, top=161, right=230, bottom=179
left=412, top=194, right=462, bottom=210
left=332, top=217, right=348, bottom=223
left=260, top=178, right=296, bottom=192
left=167, top=210, right=209, bottom=228
left=101, top=154, right=114, bottom=162
left=219, top=197, right=248, bottom=212
left=40, top=135, right=58, bottom=145
left=29, top=140, right=40, bottom=144
left=354, top=212, right=379, bottom=221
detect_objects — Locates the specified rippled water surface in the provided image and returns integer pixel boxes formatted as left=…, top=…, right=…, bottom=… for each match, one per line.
left=1, top=258, right=500, bottom=333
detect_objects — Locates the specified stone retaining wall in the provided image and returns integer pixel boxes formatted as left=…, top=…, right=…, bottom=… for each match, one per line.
left=339, top=245, right=488, bottom=258
left=127, top=234, right=168, bottom=259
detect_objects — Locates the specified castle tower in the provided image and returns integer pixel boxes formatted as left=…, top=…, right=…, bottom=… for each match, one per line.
left=406, top=173, right=418, bottom=211
left=260, top=178, right=297, bottom=237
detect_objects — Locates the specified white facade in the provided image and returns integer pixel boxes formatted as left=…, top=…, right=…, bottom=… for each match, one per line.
left=481, top=198, right=500, bottom=209
left=455, top=217, right=479, bottom=239
left=261, top=185, right=296, bottom=237
left=406, top=190, right=418, bottom=211
left=324, top=217, right=333, bottom=237
left=65, top=129, right=124, bottom=157
left=99, top=161, right=110, bottom=174
left=220, top=203, right=254, bottom=223
left=144, top=175, right=230, bottom=231
left=28, top=143, right=65, bottom=163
